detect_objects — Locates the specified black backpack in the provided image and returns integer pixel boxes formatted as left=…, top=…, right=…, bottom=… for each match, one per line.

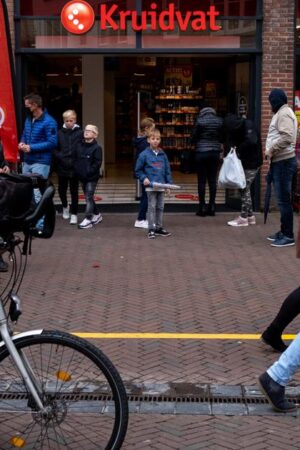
left=0, top=173, right=55, bottom=238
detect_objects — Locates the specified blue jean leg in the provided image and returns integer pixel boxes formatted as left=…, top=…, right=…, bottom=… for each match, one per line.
left=22, top=163, right=50, bottom=229
left=271, top=157, right=297, bottom=238
left=268, top=331, right=300, bottom=386
left=147, top=191, right=165, bottom=230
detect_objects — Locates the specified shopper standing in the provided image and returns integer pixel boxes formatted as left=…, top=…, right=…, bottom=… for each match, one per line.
left=191, top=102, right=223, bottom=217
left=135, top=128, right=173, bottom=239
left=224, top=114, right=263, bottom=226
left=18, top=93, right=58, bottom=231
left=133, top=117, right=155, bottom=229
left=73, top=124, right=103, bottom=230
left=265, top=88, right=298, bottom=247
left=55, top=110, right=82, bottom=225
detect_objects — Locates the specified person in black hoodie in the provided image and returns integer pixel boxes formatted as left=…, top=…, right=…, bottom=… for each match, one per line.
left=54, top=110, right=82, bottom=225
left=133, top=117, right=155, bottom=229
left=224, top=114, right=263, bottom=226
left=191, top=102, right=223, bottom=216
left=73, top=124, right=103, bottom=229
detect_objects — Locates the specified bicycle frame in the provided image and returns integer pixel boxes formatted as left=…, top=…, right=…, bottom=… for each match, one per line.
left=0, top=299, right=46, bottom=412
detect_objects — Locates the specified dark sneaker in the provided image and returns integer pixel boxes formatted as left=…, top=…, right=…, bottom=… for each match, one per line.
left=261, top=329, right=288, bottom=353
left=155, top=228, right=171, bottom=237
left=148, top=230, right=156, bottom=239
left=271, top=236, right=295, bottom=247
left=258, top=372, right=297, bottom=412
left=0, top=259, right=8, bottom=272
left=267, top=231, right=283, bottom=241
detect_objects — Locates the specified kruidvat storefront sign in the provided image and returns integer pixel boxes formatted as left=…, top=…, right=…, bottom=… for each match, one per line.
left=61, top=1, right=221, bottom=35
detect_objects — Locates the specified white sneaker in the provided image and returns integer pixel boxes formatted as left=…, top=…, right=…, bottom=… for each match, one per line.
left=70, top=214, right=78, bottom=225
left=78, top=218, right=93, bottom=229
left=227, top=216, right=248, bottom=227
left=134, top=220, right=148, bottom=229
left=62, top=206, right=70, bottom=220
left=91, top=213, right=103, bottom=225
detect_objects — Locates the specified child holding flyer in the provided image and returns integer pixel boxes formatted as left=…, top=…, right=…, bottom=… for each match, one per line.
left=135, top=128, right=173, bottom=239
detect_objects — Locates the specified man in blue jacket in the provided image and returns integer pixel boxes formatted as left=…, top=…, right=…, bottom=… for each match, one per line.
left=18, top=93, right=57, bottom=230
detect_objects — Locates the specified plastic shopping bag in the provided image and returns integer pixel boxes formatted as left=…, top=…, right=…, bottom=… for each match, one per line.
left=218, top=147, right=246, bottom=189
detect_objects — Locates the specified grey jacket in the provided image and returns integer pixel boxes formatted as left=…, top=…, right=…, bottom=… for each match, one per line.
left=191, top=107, right=223, bottom=153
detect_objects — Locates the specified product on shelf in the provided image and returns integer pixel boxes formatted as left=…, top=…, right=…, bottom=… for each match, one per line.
left=155, top=87, right=202, bottom=169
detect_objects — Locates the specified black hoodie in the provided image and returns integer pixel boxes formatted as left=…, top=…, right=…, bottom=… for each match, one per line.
left=268, top=88, right=288, bottom=113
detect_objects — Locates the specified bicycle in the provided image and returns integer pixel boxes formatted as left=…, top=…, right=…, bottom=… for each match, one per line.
left=0, top=173, right=128, bottom=449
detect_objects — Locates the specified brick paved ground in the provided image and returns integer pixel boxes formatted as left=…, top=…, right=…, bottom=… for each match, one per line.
left=3, top=211, right=300, bottom=448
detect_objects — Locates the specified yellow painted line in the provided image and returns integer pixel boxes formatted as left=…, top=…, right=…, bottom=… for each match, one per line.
left=72, top=332, right=297, bottom=340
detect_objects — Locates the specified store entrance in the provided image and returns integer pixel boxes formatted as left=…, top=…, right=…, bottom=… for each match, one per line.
left=104, top=55, right=252, bottom=184
left=22, top=53, right=254, bottom=203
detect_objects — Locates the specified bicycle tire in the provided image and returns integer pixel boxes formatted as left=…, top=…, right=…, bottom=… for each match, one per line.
left=0, top=330, right=128, bottom=449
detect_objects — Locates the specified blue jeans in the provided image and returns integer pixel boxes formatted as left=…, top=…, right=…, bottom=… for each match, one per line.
left=268, top=331, right=300, bottom=386
left=271, top=157, right=297, bottom=238
left=22, top=162, right=50, bottom=229
left=147, top=190, right=165, bottom=231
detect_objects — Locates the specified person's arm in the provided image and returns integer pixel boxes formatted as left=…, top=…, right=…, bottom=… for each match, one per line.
left=0, top=145, right=9, bottom=173
left=29, top=119, right=58, bottom=153
left=269, top=113, right=296, bottom=156
left=164, top=153, right=173, bottom=184
left=89, top=144, right=102, bottom=175
left=135, top=153, right=147, bottom=183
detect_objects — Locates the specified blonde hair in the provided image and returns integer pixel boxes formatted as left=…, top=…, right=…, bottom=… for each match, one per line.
left=85, top=124, right=99, bottom=137
left=140, top=117, right=155, bottom=135
left=62, top=109, right=77, bottom=120
left=148, top=127, right=161, bottom=138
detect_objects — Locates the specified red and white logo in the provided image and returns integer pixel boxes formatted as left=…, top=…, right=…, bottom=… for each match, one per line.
left=61, top=1, right=95, bottom=34
left=0, top=107, right=5, bottom=128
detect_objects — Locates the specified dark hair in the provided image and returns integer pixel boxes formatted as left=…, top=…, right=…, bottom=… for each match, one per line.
left=24, top=93, right=43, bottom=108
left=199, top=99, right=209, bottom=110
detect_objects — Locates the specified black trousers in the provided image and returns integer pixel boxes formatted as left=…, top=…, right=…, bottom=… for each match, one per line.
left=195, top=152, right=220, bottom=206
left=270, top=286, right=300, bottom=334
left=58, top=175, right=79, bottom=215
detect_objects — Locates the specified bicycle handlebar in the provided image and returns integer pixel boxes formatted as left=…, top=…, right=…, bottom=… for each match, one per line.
left=24, top=185, right=55, bottom=228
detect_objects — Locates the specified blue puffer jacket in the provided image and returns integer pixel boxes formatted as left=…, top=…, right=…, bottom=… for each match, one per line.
left=20, top=111, right=58, bottom=165
left=135, top=147, right=173, bottom=184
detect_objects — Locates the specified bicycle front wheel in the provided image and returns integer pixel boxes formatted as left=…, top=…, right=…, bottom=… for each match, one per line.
left=0, top=330, right=128, bottom=449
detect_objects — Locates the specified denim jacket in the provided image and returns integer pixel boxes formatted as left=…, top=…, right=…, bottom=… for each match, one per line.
left=135, top=147, right=172, bottom=185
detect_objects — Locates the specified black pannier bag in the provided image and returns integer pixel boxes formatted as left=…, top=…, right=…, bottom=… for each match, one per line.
left=0, top=173, right=55, bottom=238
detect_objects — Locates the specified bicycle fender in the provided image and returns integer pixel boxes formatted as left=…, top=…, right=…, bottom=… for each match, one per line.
left=0, top=329, right=43, bottom=349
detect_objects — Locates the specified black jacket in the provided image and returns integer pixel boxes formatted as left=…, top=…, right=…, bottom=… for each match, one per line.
left=224, top=114, right=263, bottom=170
left=54, top=125, right=82, bottom=177
left=191, top=107, right=223, bottom=153
left=73, top=139, right=102, bottom=183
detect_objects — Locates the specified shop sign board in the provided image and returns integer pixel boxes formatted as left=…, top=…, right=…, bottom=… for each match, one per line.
left=61, top=1, right=221, bottom=35
left=0, top=0, right=18, bottom=162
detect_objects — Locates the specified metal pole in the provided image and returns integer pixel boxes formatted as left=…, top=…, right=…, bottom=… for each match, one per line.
left=136, top=91, right=142, bottom=199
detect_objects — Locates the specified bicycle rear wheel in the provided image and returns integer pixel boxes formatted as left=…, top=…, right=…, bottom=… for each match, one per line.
left=0, top=330, right=128, bottom=449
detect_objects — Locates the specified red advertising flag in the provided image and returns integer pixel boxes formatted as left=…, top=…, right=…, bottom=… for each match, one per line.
left=0, top=0, right=18, bottom=163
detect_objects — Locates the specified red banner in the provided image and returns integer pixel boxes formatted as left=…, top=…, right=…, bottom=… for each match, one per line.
left=0, top=0, right=18, bottom=163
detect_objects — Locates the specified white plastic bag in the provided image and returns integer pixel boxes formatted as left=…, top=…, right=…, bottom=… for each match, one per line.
left=218, top=147, right=246, bottom=189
